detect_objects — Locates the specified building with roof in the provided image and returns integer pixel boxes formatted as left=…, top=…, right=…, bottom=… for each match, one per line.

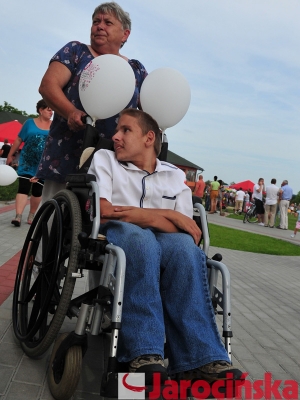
left=167, top=150, right=204, bottom=190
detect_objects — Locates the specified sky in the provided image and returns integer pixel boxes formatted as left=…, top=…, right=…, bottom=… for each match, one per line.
left=1, top=0, right=299, bottom=192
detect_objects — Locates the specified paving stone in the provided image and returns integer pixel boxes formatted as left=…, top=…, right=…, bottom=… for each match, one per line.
left=4, top=382, right=41, bottom=400
left=14, top=355, right=49, bottom=385
left=0, top=342, right=23, bottom=367
left=0, top=319, right=10, bottom=339
left=0, top=365, right=14, bottom=395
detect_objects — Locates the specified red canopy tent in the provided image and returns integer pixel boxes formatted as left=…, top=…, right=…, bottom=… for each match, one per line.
left=229, top=180, right=255, bottom=192
left=0, top=120, right=23, bottom=148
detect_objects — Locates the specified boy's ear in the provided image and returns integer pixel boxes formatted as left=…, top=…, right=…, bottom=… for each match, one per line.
left=145, top=130, right=155, bottom=147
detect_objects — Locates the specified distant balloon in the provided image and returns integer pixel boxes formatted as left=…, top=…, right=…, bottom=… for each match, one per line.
left=79, top=54, right=136, bottom=122
left=0, top=165, right=18, bottom=186
left=140, top=68, right=191, bottom=131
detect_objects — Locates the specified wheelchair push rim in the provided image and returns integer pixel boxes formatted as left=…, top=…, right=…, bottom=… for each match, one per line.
left=12, top=189, right=82, bottom=358
left=12, top=199, right=63, bottom=342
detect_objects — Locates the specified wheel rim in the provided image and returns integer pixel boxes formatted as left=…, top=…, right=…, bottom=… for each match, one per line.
left=13, top=200, right=63, bottom=341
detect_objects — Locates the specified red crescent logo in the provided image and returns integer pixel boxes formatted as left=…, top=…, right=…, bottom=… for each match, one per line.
left=122, top=373, right=147, bottom=392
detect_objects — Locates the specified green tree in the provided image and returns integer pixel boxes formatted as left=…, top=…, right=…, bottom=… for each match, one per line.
left=293, top=191, right=300, bottom=205
left=0, top=101, right=38, bottom=118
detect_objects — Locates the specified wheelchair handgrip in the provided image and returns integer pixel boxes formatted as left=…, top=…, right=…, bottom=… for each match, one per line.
left=82, top=124, right=99, bottom=152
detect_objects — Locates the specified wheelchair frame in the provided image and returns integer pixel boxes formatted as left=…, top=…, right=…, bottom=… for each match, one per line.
left=12, top=172, right=233, bottom=400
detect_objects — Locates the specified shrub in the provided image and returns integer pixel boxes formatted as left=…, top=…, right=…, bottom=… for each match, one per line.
left=0, top=180, right=18, bottom=201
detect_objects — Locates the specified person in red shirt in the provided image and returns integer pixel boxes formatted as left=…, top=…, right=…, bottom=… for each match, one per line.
left=193, top=174, right=205, bottom=205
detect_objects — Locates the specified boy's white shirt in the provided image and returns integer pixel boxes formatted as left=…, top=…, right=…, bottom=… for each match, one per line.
left=88, top=149, right=193, bottom=219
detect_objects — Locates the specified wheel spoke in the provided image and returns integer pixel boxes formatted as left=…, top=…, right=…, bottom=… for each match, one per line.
left=12, top=191, right=82, bottom=357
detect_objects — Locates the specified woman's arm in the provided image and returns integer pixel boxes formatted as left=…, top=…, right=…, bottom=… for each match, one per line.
left=6, top=137, right=22, bottom=166
left=39, top=62, right=86, bottom=131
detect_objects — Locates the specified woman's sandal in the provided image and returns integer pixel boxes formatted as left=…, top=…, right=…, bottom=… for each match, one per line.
left=27, top=212, right=35, bottom=225
left=11, top=214, right=22, bottom=227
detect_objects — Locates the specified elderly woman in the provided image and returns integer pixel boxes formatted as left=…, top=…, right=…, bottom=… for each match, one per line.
left=36, top=2, right=147, bottom=201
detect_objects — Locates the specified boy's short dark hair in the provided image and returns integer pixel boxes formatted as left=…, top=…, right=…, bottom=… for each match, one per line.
left=119, top=109, right=162, bottom=156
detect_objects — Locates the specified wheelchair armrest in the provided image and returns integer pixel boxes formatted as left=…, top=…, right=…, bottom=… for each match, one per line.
left=66, top=173, right=96, bottom=186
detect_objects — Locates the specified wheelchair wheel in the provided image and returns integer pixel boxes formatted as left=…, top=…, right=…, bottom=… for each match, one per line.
left=12, top=189, right=82, bottom=358
left=48, top=332, right=82, bottom=400
left=247, top=209, right=258, bottom=223
left=243, top=207, right=257, bottom=223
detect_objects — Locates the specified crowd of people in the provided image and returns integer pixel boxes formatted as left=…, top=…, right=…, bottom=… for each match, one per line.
left=193, top=176, right=297, bottom=238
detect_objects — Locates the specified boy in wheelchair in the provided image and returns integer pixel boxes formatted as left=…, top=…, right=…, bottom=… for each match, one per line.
left=88, top=108, right=243, bottom=385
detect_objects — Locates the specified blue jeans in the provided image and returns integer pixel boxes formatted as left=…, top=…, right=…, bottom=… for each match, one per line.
left=101, top=221, right=230, bottom=374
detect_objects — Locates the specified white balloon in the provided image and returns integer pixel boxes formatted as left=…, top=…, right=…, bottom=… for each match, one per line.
left=0, top=165, right=18, bottom=186
left=79, top=54, right=136, bottom=121
left=140, top=68, right=191, bottom=131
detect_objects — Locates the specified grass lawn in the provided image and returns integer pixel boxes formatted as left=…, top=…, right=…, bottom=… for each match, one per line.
left=208, top=223, right=300, bottom=256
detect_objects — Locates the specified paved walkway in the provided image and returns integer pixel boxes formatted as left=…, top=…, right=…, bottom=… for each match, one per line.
left=0, top=203, right=299, bottom=399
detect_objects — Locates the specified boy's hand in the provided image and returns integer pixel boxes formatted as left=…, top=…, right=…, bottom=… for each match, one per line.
left=102, top=206, right=152, bottom=227
left=164, top=210, right=201, bottom=244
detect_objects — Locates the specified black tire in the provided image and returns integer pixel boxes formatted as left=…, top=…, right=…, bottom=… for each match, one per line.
left=12, top=200, right=63, bottom=342
left=48, top=333, right=82, bottom=400
left=12, top=189, right=82, bottom=358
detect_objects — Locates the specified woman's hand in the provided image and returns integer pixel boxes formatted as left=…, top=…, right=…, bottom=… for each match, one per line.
left=29, top=177, right=39, bottom=183
left=6, top=155, right=13, bottom=166
left=67, top=109, right=87, bottom=131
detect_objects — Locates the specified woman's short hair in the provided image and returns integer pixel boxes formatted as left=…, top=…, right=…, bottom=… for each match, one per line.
left=36, top=99, right=48, bottom=114
left=119, top=109, right=162, bottom=157
left=93, top=2, right=131, bottom=30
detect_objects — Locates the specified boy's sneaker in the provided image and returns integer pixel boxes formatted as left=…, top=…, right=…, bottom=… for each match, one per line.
left=129, top=354, right=168, bottom=383
left=182, top=360, right=244, bottom=384
left=291, top=234, right=295, bottom=238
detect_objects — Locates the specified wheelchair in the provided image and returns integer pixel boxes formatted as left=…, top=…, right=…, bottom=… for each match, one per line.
left=12, top=123, right=233, bottom=400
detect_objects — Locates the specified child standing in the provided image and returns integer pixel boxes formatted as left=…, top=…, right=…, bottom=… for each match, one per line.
left=291, top=205, right=300, bottom=238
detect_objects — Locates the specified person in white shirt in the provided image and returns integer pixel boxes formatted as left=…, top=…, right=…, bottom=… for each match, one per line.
left=235, top=188, right=245, bottom=214
left=264, top=179, right=279, bottom=228
left=253, top=178, right=265, bottom=226
left=88, top=108, right=243, bottom=386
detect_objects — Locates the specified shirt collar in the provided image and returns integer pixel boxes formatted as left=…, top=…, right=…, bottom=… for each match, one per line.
left=118, top=158, right=178, bottom=173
